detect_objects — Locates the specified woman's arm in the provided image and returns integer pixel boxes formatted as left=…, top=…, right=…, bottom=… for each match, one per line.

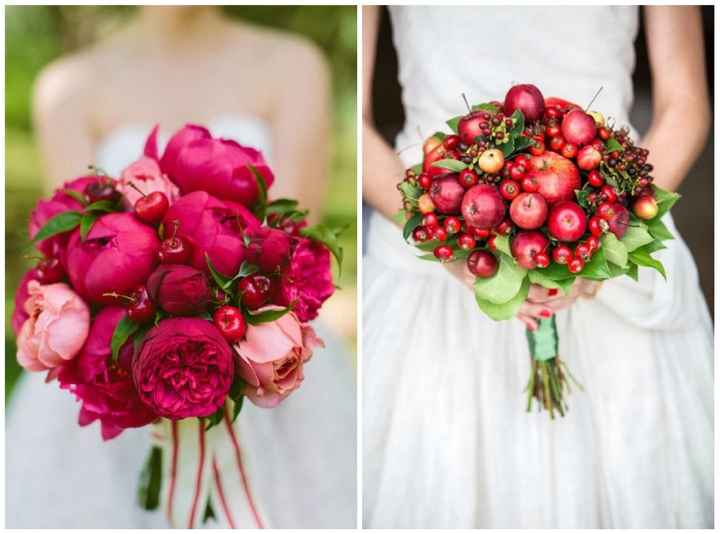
left=362, top=6, right=406, bottom=220
left=641, top=6, right=710, bottom=192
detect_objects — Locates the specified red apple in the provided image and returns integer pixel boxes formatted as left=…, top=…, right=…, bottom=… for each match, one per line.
left=423, top=134, right=443, bottom=155
left=461, top=184, right=506, bottom=229
left=576, top=145, right=602, bottom=171
left=509, top=192, right=548, bottom=230
left=547, top=201, right=587, bottom=242
left=545, top=96, right=581, bottom=111
left=503, top=84, right=545, bottom=121
left=511, top=231, right=549, bottom=270
left=423, top=143, right=449, bottom=178
left=429, top=175, right=465, bottom=214
left=561, top=109, right=597, bottom=146
left=633, top=195, right=658, bottom=220
left=526, top=152, right=581, bottom=204
left=606, top=202, right=630, bottom=238
left=467, top=250, right=498, bottom=278
left=457, top=111, right=486, bottom=146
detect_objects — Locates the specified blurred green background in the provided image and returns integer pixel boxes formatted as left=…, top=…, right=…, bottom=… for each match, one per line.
left=5, top=6, right=357, bottom=399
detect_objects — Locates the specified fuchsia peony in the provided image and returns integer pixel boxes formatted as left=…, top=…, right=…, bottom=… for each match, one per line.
left=16, top=281, right=90, bottom=372
left=154, top=124, right=274, bottom=207
left=245, top=226, right=291, bottom=273
left=235, top=309, right=323, bottom=408
left=163, top=191, right=258, bottom=277
left=274, top=238, right=335, bottom=322
left=133, top=318, right=234, bottom=419
left=29, top=176, right=102, bottom=257
left=64, top=213, right=160, bottom=304
left=147, top=264, right=211, bottom=316
left=58, top=307, right=157, bottom=440
left=117, top=156, right=179, bottom=208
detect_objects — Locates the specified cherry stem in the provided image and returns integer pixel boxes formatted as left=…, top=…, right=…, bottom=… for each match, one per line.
left=128, top=182, right=147, bottom=198
left=585, top=86, right=604, bottom=112
left=24, top=254, right=47, bottom=262
left=461, top=93, right=472, bottom=113
left=170, top=219, right=180, bottom=240
left=102, top=291, right=136, bottom=303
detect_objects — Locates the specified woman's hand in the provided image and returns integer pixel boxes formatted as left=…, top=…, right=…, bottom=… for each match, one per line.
left=445, top=260, right=601, bottom=330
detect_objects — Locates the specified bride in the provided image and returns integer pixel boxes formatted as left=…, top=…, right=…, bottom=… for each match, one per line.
left=7, top=6, right=355, bottom=528
left=362, top=5, right=712, bottom=529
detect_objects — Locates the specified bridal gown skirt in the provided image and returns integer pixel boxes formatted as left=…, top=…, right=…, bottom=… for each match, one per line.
left=363, top=211, right=713, bottom=529
left=6, top=324, right=356, bottom=529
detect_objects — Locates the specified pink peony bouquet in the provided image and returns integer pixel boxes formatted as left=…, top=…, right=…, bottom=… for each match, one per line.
left=13, top=124, right=343, bottom=525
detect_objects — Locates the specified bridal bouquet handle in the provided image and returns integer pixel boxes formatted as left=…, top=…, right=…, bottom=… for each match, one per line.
left=397, top=84, right=678, bottom=418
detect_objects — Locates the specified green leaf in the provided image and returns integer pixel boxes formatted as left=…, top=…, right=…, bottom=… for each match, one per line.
left=299, top=223, right=344, bottom=270
left=31, top=211, right=82, bottom=243
left=245, top=306, right=291, bottom=325
left=601, top=232, right=628, bottom=268
left=644, top=240, right=667, bottom=254
left=446, top=116, right=462, bottom=133
left=510, top=136, right=534, bottom=156
left=228, top=378, right=246, bottom=423
left=472, top=102, right=498, bottom=112
left=202, top=498, right=217, bottom=524
left=84, top=200, right=117, bottom=213
left=204, top=406, right=225, bottom=431
left=417, top=253, right=441, bottom=262
left=266, top=198, right=299, bottom=217
left=626, top=262, right=639, bottom=281
left=646, top=217, right=674, bottom=241
left=403, top=212, right=423, bottom=241
left=137, top=446, right=162, bottom=511
left=111, top=315, right=139, bottom=362
left=429, top=131, right=447, bottom=141
left=398, top=180, right=423, bottom=201
left=476, top=277, right=530, bottom=321
left=528, top=270, right=575, bottom=295
left=62, top=188, right=88, bottom=206
left=247, top=164, right=268, bottom=220
left=493, top=234, right=512, bottom=257
left=410, top=163, right=423, bottom=175
left=629, top=246, right=667, bottom=279
left=500, top=138, right=515, bottom=157
left=205, top=253, right=234, bottom=295
left=578, top=246, right=611, bottom=280
left=652, top=185, right=680, bottom=219
left=232, top=261, right=259, bottom=280
left=80, top=213, right=98, bottom=240
left=509, top=110, right=525, bottom=136
left=621, top=222, right=654, bottom=252
left=431, top=159, right=467, bottom=172
left=473, top=253, right=527, bottom=305
left=605, top=138, right=624, bottom=153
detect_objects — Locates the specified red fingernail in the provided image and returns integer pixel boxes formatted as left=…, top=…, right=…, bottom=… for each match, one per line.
left=541, top=309, right=553, bottom=318
left=548, top=288, right=558, bottom=296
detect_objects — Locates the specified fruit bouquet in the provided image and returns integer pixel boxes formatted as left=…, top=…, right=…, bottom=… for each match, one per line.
left=12, top=124, right=342, bottom=527
left=398, top=84, right=679, bottom=418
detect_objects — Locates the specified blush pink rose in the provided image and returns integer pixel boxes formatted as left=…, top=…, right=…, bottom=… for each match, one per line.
left=155, top=124, right=275, bottom=208
left=133, top=318, right=234, bottom=419
left=16, top=281, right=90, bottom=372
left=12, top=268, right=41, bottom=336
left=273, top=238, right=334, bottom=322
left=64, top=212, right=160, bottom=304
left=163, top=190, right=259, bottom=277
left=234, top=309, right=324, bottom=408
left=117, top=156, right=179, bottom=209
left=58, top=307, right=157, bottom=440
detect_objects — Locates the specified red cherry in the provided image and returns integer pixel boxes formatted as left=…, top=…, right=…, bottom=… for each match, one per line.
left=600, top=185, right=617, bottom=203
left=128, top=286, right=155, bottom=324
left=35, top=257, right=65, bottom=284
left=495, top=219, right=513, bottom=236
left=499, top=179, right=520, bottom=201
left=458, top=169, right=479, bottom=189
left=457, top=233, right=477, bottom=250
left=561, top=143, right=578, bottom=159
left=529, top=138, right=545, bottom=156
left=568, top=257, right=585, bottom=274
left=444, top=216, right=461, bottom=235
left=418, top=173, right=433, bottom=190
left=466, top=250, right=498, bottom=278
left=238, top=274, right=272, bottom=310
left=598, top=127, right=610, bottom=140
left=434, top=227, right=449, bottom=241
left=521, top=176, right=540, bottom=193
left=486, top=234, right=498, bottom=252
left=84, top=181, right=120, bottom=204
left=470, top=226, right=491, bottom=240
left=134, top=191, right=169, bottom=225
left=588, top=216, right=605, bottom=237
left=412, top=226, right=430, bottom=242
left=596, top=202, right=615, bottom=221
left=423, top=213, right=440, bottom=229
left=587, top=170, right=604, bottom=188
left=159, top=236, right=192, bottom=264
left=575, top=243, right=591, bottom=261
left=510, top=163, right=527, bottom=181
left=213, top=305, right=247, bottom=342
left=552, top=244, right=573, bottom=265
left=535, top=252, right=550, bottom=268
left=586, top=235, right=601, bottom=252
left=433, top=245, right=454, bottom=261
left=443, top=135, right=461, bottom=150
left=549, top=136, right=565, bottom=151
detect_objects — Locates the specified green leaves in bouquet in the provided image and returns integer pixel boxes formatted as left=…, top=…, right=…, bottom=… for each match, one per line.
left=652, top=185, right=681, bottom=220
left=266, top=198, right=309, bottom=222
left=473, top=252, right=526, bottom=305
left=84, top=200, right=118, bottom=214
left=446, top=116, right=462, bottom=133
left=111, top=315, right=140, bottom=362
left=31, top=211, right=83, bottom=243
left=245, top=306, right=291, bottom=325
left=577, top=246, right=611, bottom=280
left=247, top=164, right=268, bottom=221
left=476, top=277, right=530, bottom=321
left=409, top=163, right=423, bottom=175
left=204, top=406, right=225, bottom=431
left=472, top=102, right=499, bottom=113
left=431, top=159, right=468, bottom=172
left=492, top=234, right=512, bottom=257
left=508, top=110, right=525, bottom=136
left=601, top=232, right=628, bottom=268
left=300, top=223, right=345, bottom=271
left=604, top=137, right=624, bottom=153
left=629, top=245, right=667, bottom=279
left=62, top=188, right=89, bottom=206
left=137, top=446, right=163, bottom=511
left=402, top=212, right=423, bottom=241
left=205, top=253, right=234, bottom=296
left=80, top=213, right=99, bottom=240
left=621, top=222, right=654, bottom=252
left=228, top=378, right=246, bottom=423
left=398, top=180, right=423, bottom=202
left=646, top=217, right=674, bottom=242
left=528, top=270, right=575, bottom=295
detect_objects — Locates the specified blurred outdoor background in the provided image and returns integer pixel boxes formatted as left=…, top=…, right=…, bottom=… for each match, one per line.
left=367, top=5, right=714, bottom=313
left=5, top=5, right=357, bottom=398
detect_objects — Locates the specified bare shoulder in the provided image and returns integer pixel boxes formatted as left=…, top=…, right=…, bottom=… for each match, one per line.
left=33, top=48, right=98, bottom=120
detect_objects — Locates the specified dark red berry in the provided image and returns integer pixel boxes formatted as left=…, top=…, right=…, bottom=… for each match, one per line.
left=588, top=216, right=605, bottom=237
left=423, top=213, right=440, bottom=229
left=466, top=250, right=498, bottom=278
left=213, top=305, right=247, bottom=342
left=159, top=236, right=192, bottom=264
left=457, top=233, right=477, bottom=250
left=238, top=274, right=272, bottom=310
left=458, top=169, right=479, bottom=189
left=443, top=135, right=461, bottom=149
left=575, top=243, right=591, bottom=261
left=128, top=286, right=155, bottom=324
left=84, top=181, right=120, bottom=204
left=413, top=226, right=430, bottom=242
left=535, top=252, right=550, bottom=269
left=587, top=170, right=604, bottom=188
left=444, top=216, right=461, bottom=235
left=600, top=185, right=617, bottom=203
left=552, top=245, right=573, bottom=265
left=434, top=227, right=448, bottom=241
left=35, top=257, right=65, bottom=284
left=568, top=257, right=585, bottom=274
left=418, top=173, right=433, bottom=190
left=510, top=163, right=527, bottom=181
left=433, top=245, right=453, bottom=261
left=499, top=179, right=520, bottom=201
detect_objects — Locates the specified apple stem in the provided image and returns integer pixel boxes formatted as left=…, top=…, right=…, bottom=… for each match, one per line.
left=461, top=93, right=471, bottom=113
left=128, top=182, right=147, bottom=197
left=585, top=86, right=604, bottom=112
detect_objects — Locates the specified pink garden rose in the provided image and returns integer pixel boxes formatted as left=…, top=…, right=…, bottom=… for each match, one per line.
left=29, top=176, right=102, bottom=257
left=273, top=238, right=334, bottom=322
left=64, top=212, right=160, bottom=304
left=163, top=191, right=259, bottom=277
left=12, top=268, right=41, bottom=336
left=117, top=156, right=179, bottom=208
left=153, top=124, right=274, bottom=208
left=58, top=307, right=157, bottom=440
left=245, top=226, right=291, bottom=273
left=235, top=309, right=324, bottom=408
left=16, top=281, right=90, bottom=372
left=133, top=318, right=234, bottom=419
left=147, top=264, right=211, bottom=316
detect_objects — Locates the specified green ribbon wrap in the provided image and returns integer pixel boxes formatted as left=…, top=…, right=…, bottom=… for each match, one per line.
left=526, top=316, right=558, bottom=362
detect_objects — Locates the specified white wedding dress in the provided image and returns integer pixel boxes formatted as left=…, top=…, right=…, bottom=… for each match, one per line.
left=6, top=117, right=357, bottom=528
left=363, top=6, right=713, bottom=528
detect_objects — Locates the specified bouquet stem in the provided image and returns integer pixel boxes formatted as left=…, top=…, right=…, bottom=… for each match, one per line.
left=524, top=316, right=581, bottom=419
